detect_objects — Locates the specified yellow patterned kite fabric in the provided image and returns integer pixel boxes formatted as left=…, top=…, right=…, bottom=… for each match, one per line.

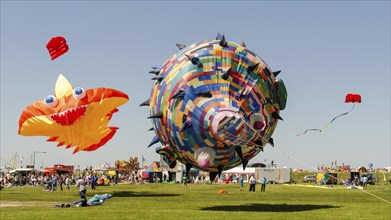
left=18, top=74, right=129, bottom=154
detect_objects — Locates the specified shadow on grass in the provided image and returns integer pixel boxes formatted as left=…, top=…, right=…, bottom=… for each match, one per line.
left=201, top=203, right=339, bottom=212
left=112, top=191, right=180, bottom=198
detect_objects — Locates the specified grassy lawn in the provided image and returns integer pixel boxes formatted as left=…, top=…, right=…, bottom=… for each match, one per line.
left=1, top=182, right=390, bottom=220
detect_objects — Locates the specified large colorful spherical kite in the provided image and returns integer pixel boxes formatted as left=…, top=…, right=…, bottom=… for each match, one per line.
left=143, top=34, right=287, bottom=179
left=18, top=74, right=129, bottom=153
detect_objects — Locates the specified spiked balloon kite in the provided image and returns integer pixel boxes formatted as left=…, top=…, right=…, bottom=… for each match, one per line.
left=18, top=74, right=129, bottom=153
left=141, top=33, right=288, bottom=180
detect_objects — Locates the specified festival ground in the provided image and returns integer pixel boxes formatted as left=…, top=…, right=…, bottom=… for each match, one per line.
left=1, top=181, right=390, bottom=220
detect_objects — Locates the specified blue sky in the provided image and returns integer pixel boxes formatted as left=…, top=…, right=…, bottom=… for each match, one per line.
left=1, top=1, right=390, bottom=170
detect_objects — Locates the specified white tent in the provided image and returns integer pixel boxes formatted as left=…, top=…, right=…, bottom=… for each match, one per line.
left=100, top=162, right=110, bottom=170
left=9, top=168, right=47, bottom=174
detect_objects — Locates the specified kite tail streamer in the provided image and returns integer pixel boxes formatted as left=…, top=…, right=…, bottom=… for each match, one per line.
left=297, top=103, right=357, bottom=136
left=322, top=103, right=356, bottom=130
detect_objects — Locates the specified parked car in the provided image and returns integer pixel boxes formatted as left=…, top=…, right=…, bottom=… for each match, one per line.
left=303, top=175, right=316, bottom=183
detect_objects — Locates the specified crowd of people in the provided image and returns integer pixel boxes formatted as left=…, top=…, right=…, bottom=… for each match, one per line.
left=340, top=175, right=370, bottom=189
left=0, top=171, right=128, bottom=190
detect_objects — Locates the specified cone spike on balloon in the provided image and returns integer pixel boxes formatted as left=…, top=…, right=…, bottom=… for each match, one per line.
left=151, top=66, right=162, bottom=70
left=268, top=138, right=274, bottom=147
left=139, top=99, right=150, bottom=107
left=185, top=163, right=192, bottom=176
left=234, top=146, right=248, bottom=170
left=148, top=127, right=154, bottom=131
left=254, top=139, right=263, bottom=146
left=242, top=158, right=249, bottom=170
left=171, top=90, right=186, bottom=100
left=149, top=70, right=160, bottom=75
left=147, top=136, right=160, bottom=148
left=176, top=44, right=186, bottom=50
left=247, top=63, right=259, bottom=74
left=197, top=91, right=212, bottom=98
left=272, top=112, right=283, bottom=120
left=217, top=165, right=224, bottom=178
left=235, top=146, right=243, bottom=160
left=180, top=120, right=193, bottom=132
left=170, top=161, right=177, bottom=169
left=168, top=159, right=177, bottom=169
left=209, top=172, right=218, bottom=184
left=185, top=54, right=203, bottom=68
left=222, top=67, right=232, bottom=80
left=241, top=42, right=246, bottom=47
left=148, top=112, right=163, bottom=119
left=151, top=75, right=164, bottom=82
left=273, top=70, right=281, bottom=77
left=155, top=146, right=162, bottom=154
left=219, top=35, right=227, bottom=47
left=216, top=32, right=223, bottom=40
left=181, top=114, right=188, bottom=124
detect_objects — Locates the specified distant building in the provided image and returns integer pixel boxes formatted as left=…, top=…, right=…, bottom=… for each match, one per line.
left=45, top=164, right=74, bottom=175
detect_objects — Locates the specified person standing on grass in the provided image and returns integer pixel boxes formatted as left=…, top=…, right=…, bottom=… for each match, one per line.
left=239, top=175, right=244, bottom=191
left=75, top=176, right=87, bottom=206
left=225, top=175, right=230, bottom=184
left=362, top=176, right=368, bottom=189
left=65, top=176, right=71, bottom=191
left=51, top=175, right=57, bottom=191
left=58, top=175, right=64, bottom=191
left=91, top=173, right=97, bottom=190
left=260, top=176, right=267, bottom=192
left=249, top=175, right=256, bottom=192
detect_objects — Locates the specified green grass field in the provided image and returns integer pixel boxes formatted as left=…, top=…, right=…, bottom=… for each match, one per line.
left=1, top=182, right=390, bottom=220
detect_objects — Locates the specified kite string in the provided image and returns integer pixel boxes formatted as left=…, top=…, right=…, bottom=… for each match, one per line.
left=270, top=146, right=391, bottom=205
left=222, top=126, right=391, bottom=205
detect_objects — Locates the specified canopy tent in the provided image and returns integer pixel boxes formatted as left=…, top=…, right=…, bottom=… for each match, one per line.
left=99, top=162, right=111, bottom=171
left=316, top=169, right=337, bottom=185
left=324, top=171, right=338, bottom=185
left=144, top=165, right=161, bottom=173
left=141, top=162, right=162, bottom=183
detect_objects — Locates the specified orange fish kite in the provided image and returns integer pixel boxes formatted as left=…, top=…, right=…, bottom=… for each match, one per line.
left=18, top=74, right=129, bottom=153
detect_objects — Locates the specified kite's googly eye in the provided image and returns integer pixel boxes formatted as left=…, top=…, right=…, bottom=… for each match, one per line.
left=73, top=87, right=86, bottom=100
left=249, top=113, right=266, bottom=131
left=44, top=95, right=58, bottom=108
